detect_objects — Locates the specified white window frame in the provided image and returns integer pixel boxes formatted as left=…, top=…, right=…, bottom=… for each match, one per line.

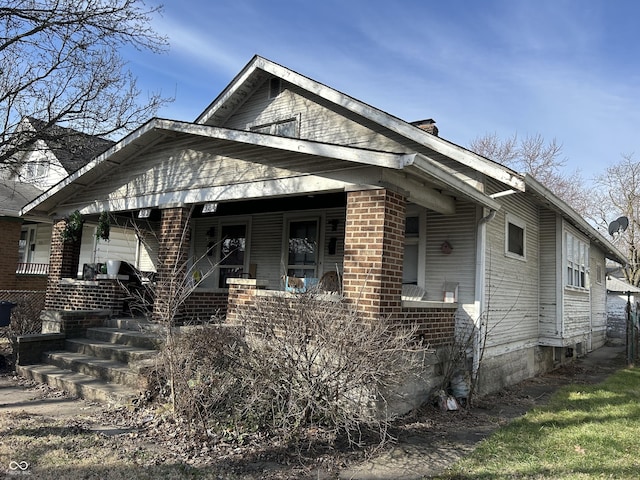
left=403, top=205, right=426, bottom=287
left=18, top=225, right=37, bottom=264
left=282, top=214, right=323, bottom=279
left=192, top=218, right=251, bottom=290
left=505, top=213, right=527, bottom=260
left=565, top=231, right=589, bottom=289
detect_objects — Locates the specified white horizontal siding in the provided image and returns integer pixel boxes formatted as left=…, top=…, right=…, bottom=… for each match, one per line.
left=424, top=201, right=477, bottom=304
left=483, top=181, right=539, bottom=350
left=33, top=224, right=52, bottom=264
left=538, top=210, right=559, bottom=338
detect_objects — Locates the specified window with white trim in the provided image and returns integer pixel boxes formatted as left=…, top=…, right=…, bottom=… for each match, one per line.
left=505, top=214, right=526, bottom=259
left=566, top=232, right=589, bottom=288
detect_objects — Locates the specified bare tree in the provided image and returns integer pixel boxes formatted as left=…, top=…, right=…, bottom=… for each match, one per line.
left=0, top=0, right=170, bottom=175
left=592, top=153, right=640, bottom=285
left=470, top=132, right=590, bottom=215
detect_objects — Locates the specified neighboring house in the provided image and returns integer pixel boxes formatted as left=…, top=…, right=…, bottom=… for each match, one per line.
left=3, top=117, right=117, bottom=281
left=0, top=181, right=44, bottom=290
left=21, top=56, right=627, bottom=395
left=606, top=275, right=640, bottom=341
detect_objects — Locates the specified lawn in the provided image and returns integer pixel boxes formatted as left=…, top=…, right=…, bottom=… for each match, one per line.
left=438, top=367, right=640, bottom=479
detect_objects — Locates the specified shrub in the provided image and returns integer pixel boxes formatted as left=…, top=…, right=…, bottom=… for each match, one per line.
left=156, top=292, right=430, bottom=448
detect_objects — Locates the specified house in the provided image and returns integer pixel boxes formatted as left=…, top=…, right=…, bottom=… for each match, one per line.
left=20, top=55, right=627, bottom=396
left=2, top=118, right=121, bottom=282
left=606, top=275, right=640, bottom=343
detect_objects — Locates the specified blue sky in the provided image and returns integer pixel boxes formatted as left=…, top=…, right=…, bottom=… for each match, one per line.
left=125, top=0, right=640, bottom=182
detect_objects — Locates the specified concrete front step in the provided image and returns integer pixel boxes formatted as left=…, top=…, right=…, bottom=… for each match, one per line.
left=105, top=318, right=168, bottom=334
left=66, top=337, right=158, bottom=364
left=16, top=364, right=141, bottom=405
left=86, top=327, right=162, bottom=350
left=42, top=351, right=149, bottom=389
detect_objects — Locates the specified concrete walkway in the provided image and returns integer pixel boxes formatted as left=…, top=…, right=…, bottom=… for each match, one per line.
left=339, top=344, right=627, bottom=480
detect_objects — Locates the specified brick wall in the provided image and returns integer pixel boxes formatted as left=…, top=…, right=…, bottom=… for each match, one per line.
left=153, top=207, right=192, bottom=323
left=184, top=291, right=229, bottom=322
left=45, top=280, right=125, bottom=315
left=401, top=305, right=457, bottom=346
left=15, top=275, right=47, bottom=291
left=0, top=218, right=21, bottom=289
left=343, top=188, right=406, bottom=323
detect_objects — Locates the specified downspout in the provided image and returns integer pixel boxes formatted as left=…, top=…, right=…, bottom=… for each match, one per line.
left=473, top=208, right=497, bottom=387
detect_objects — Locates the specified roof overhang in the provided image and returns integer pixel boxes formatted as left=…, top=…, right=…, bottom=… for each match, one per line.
left=524, top=175, right=628, bottom=265
left=22, top=118, right=497, bottom=218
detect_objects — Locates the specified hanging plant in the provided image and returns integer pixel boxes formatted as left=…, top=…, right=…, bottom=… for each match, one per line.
left=96, top=211, right=111, bottom=241
left=61, top=210, right=84, bottom=243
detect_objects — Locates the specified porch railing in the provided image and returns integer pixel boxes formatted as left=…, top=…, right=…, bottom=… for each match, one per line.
left=16, top=263, right=50, bottom=275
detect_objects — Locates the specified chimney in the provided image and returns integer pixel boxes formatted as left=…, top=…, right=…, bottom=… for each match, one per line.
left=411, top=118, right=438, bottom=136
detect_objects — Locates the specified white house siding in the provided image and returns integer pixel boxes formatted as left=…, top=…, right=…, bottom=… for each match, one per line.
left=424, top=202, right=477, bottom=306
left=538, top=210, right=560, bottom=340
left=482, top=184, right=540, bottom=354
left=589, top=246, right=607, bottom=350
left=223, top=79, right=405, bottom=152
left=33, top=224, right=52, bottom=264
left=78, top=225, right=138, bottom=277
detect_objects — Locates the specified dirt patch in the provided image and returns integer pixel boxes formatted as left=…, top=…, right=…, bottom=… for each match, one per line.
left=0, top=345, right=627, bottom=479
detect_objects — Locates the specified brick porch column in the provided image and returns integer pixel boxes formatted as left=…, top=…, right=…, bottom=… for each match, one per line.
left=45, top=218, right=82, bottom=309
left=342, top=188, right=406, bottom=323
left=152, top=206, right=192, bottom=323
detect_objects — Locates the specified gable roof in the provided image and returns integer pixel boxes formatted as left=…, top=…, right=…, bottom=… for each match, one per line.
left=196, top=55, right=525, bottom=192
left=23, top=117, right=115, bottom=173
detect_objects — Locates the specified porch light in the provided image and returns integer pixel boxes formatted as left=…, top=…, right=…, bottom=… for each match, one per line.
left=138, top=208, right=151, bottom=218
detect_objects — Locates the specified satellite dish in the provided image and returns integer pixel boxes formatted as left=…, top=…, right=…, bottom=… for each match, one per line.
left=609, top=220, right=620, bottom=236
left=617, top=216, right=629, bottom=232
left=609, top=216, right=629, bottom=236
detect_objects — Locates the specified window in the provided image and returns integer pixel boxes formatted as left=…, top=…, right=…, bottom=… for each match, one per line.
left=505, top=214, right=526, bottom=259
left=250, top=117, right=298, bottom=138
left=596, top=262, right=603, bottom=285
left=268, top=77, right=282, bottom=99
left=286, top=219, right=318, bottom=278
left=403, top=215, right=420, bottom=285
left=217, top=224, right=247, bottom=288
left=566, top=232, right=589, bottom=288
left=18, top=226, right=37, bottom=263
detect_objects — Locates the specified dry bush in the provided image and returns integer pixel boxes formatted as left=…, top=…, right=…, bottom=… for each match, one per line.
left=156, top=292, right=430, bottom=448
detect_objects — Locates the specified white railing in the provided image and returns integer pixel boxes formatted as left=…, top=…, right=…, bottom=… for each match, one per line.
left=16, top=263, right=50, bottom=275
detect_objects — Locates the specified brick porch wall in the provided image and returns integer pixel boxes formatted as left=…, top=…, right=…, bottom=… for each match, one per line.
left=15, top=275, right=48, bottom=291
left=184, top=291, right=229, bottom=322
left=44, top=280, right=126, bottom=316
left=45, top=219, right=81, bottom=309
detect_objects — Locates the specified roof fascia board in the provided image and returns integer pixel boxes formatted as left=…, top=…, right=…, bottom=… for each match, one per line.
left=408, top=154, right=501, bottom=211
left=212, top=56, right=526, bottom=192
left=524, top=175, right=627, bottom=264
left=161, top=120, right=413, bottom=169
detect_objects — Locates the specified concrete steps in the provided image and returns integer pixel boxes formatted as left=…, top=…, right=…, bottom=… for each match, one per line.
left=16, top=318, right=161, bottom=406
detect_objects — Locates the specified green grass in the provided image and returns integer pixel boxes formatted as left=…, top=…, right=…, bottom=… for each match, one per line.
left=438, top=368, right=640, bottom=479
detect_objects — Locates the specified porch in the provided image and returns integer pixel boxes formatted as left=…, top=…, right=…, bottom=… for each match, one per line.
left=43, top=188, right=459, bottom=346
